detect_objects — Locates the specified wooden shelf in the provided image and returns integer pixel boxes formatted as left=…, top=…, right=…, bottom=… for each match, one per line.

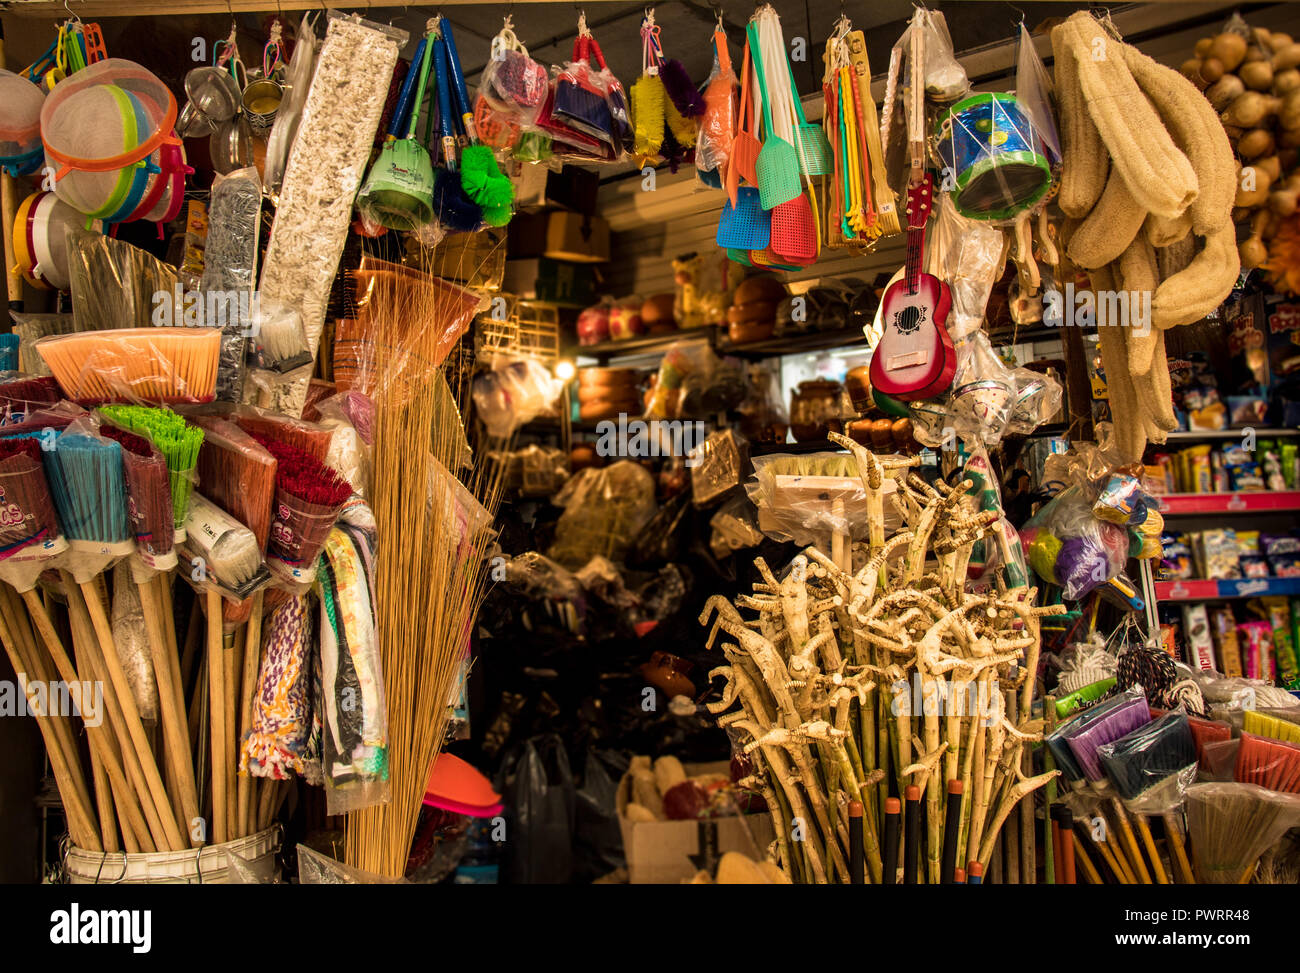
left=1162, top=428, right=1300, bottom=441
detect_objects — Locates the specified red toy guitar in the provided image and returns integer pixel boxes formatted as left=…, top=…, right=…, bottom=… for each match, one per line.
left=869, top=174, right=956, bottom=401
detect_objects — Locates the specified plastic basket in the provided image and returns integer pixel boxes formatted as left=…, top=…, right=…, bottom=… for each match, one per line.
left=0, top=69, right=45, bottom=169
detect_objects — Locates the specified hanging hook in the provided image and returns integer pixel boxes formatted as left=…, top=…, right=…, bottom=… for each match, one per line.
left=1006, top=1, right=1025, bottom=27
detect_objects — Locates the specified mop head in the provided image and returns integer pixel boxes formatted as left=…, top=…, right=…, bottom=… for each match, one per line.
left=631, top=73, right=666, bottom=160
left=433, top=168, right=483, bottom=233
left=660, top=58, right=704, bottom=118
left=460, top=144, right=514, bottom=214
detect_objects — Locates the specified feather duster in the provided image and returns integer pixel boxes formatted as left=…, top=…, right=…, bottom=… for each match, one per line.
left=660, top=58, right=705, bottom=118
left=631, top=73, right=667, bottom=161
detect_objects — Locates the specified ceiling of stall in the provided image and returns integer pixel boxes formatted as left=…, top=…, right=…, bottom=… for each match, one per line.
left=1, top=1, right=1216, bottom=104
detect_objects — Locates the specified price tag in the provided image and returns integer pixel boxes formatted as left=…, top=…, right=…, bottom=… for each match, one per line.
left=1170, top=582, right=1188, bottom=599
left=1227, top=495, right=1247, bottom=512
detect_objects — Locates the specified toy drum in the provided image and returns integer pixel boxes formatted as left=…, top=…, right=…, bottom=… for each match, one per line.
left=935, top=93, right=1050, bottom=221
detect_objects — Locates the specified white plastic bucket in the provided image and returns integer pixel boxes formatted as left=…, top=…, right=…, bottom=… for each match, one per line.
left=65, top=826, right=280, bottom=884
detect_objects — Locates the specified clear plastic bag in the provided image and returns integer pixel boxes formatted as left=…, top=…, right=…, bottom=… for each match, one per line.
left=689, top=428, right=744, bottom=507
left=35, top=327, right=221, bottom=405
left=67, top=226, right=179, bottom=333
left=242, top=592, right=318, bottom=782
left=549, top=461, right=657, bottom=568
left=250, top=298, right=312, bottom=374
left=9, top=311, right=74, bottom=376
left=110, top=560, right=156, bottom=722
left=947, top=330, right=1015, bottom=445
left=1185, top=782, right=1300, bottom=883
left=313, top=390, right=373, bottom=498
left=1014, top=22, right=1061, bottom=166
left=928, top=195, right=1006, bottom=340
left=201, top=167, right=262, bottom=403
left=696, top=28, right=738, bottom=180
left=1006, top=366, right=1063, bottom=435
left=503, top=550, right=583, bottom=602
left=1022, top=485, right=1130, bottom=600
left=1098, top=711, right=1197, bottom=813
left=709, top=493, right=763, bottom=558
left=470, top=354, right=564, bottom=439
left=481, top=21, right=549, bottom=126
left=746, top=451, right=903, bottom=549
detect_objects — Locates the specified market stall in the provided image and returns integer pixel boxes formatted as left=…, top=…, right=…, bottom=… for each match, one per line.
left=0, top=0, right=1296, bottom=894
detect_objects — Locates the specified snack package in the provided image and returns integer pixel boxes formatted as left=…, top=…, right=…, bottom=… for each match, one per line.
left=1182, top=603, right=1216, bottom=672
left=1210, top=605, right=1243, bottom=678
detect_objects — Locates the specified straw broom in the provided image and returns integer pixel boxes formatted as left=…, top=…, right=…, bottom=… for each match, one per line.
left=343, top=248, right=502, bottom=877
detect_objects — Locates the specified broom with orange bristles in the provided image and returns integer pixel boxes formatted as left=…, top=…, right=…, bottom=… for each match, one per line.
left=35, top=328, right=222, bottom=404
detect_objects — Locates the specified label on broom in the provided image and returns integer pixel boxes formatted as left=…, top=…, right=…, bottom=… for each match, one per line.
left=266, top=493, right=340, bottom=586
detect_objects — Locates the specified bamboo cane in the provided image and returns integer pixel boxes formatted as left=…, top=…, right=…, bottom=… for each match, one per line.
left=1134, top=813, right=1168, bottom=884
left=1111, top=797, right=1152, bottom=884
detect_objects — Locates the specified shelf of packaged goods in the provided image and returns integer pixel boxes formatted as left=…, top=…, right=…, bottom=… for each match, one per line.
left=1162, top=428, right=1300, bottom=441
left=1155, top=577, right=1300, bottom=602
left=1152, top=492, right=1300, bottom=515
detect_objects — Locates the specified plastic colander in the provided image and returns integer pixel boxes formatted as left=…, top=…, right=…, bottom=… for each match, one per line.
left=100, top=88, right=159, bottom=224
left=29, top=190, right=100, bottom=290
left=0, top=69, right=45, bottom=175
left=41, top=58, right=177, bottom=216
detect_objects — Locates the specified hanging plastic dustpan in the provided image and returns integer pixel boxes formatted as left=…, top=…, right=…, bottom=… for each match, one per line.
left=0, top=69, right=45, bottom=174
left=423, top=753, right=503, bottom=817
left=717, top=185, right=770, bottom=250
left=358, top=137, right=435, bottom=230
left=747, top=22, right=800, bottom=211
left=769, top=191, right=817, bottom=265
left=726, top=247, right=753, bottom=266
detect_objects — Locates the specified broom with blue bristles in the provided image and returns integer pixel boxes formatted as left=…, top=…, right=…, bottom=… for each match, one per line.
left=42, top=427, right=187, bottom=852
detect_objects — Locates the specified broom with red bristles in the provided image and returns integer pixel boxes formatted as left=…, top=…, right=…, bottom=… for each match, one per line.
left=252, top=434, right=353, bottom=588
left=0, top=437, right=60, bottom=558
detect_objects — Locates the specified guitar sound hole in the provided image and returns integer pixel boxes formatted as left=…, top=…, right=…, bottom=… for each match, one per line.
left=893, top=306, right=923, bottom=335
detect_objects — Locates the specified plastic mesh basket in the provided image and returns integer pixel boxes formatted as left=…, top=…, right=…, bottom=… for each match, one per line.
left=0, top=70, right=45, bottom=166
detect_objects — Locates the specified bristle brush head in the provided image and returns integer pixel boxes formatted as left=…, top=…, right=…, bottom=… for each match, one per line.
left=1098, top=712, right=1197, bottom=800
left=42, top=432, right=129, bottom=545
left=1062, top=690, right=1152, bottom=783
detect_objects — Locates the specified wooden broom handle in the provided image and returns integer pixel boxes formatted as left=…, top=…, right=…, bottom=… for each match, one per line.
left=75, top=575, right=185, bottom=851
left=138, top=576, right=202, bottom=846
left=206, top=588, right=228, bottom=844
left=21, top=586, right=155, bottom=852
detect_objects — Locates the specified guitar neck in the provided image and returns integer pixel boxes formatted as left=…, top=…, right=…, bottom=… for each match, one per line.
left=904, top=222, right=924, bottom=292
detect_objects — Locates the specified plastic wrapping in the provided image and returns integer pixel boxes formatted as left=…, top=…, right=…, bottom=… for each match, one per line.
left=182, top=492, right=266, bottom=594
left=335, top=258, right=480, bottom=404
left=470, top=355, right=563, bottom=439
left=254, top=434, right=353, bottom=589
left=256, top=14, right=405, bottom=418
left=201, top=167, right=262, bottom=403
left=549, top=461, right=657, bottom=569
left=1046, top=686, right=1148, bottom=785
left=318, top=503, right=388, bottom=815
left=263, top=13, right=320, bottom=197
left=0, top=373, right=62, bottom=428
left=98, top=404, right=203, bottom=532
left=0, top=436, right=60, bottom=559
left=1235, top=731, right=1300, bottom=794
left=934, top=91, right=1052, bottom=222
left=110, top=560, right=156, bottom=722
left=1014, top=22, right=1061, bottom=165
left=480, top=20, right=549, bottom=133
left=1185, top=782, right=1300, bottom=883
left=1199, top=738, right=1240, bottom=781
left=696, top=28, right=739, bottom=182
left=242, top=592, right=320, bottom=782
left=96, top=416, right=177, bottom=570
left=709, top=493, right=763, bottom=558
left=67, top=226, right=178, bottom=333
left=36, top=327, right=221, bottom=405
left=928, top=194, right=1006, bottom=340
left=946, top=330, right=1015, bottom=445
left=1097, top=711, right=1197, bottom=813
left=1006, top=366, right=1063, bottom=436
left=313, top=390, right=373, bottom=498
left=190, top=412, right=277, bottom=556
left=1022, top=486, right=1129, bottom=600
left=690, top=428, right=743, bottom=507
left=747, top=451, right=903, bottom=548
left=503, top=550, right=584, bottom=602
left=9, top=312, right=74, bottom=377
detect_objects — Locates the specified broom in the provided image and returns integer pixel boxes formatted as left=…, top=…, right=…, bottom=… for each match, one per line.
left=1098, top=711, right=1197, bottom=883
left=35, top=328, right=222, bottom=404
left=232, top=406, right=332, bottom=465
left=97, top=404, right=204, bottom=537
left=0, top=437, right=60, bottom=558
left=251, top=434, right=352, bottom=586
left=95, top=418, right=202, bottom=845
left=343, top=255, right=500, bottom=878
left=41, top=428, right=187, bottom=851
left=1186, top=781, right=1300, bottom=883
left=1235, top=732, right=1300, bottom=794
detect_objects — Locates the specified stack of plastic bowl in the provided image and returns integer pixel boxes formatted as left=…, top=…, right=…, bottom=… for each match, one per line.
left=14, top=190, right=103, bottom=290
left=40, top=58, right=179, bottom=222
left=0, top=69, right=46, bottom=176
